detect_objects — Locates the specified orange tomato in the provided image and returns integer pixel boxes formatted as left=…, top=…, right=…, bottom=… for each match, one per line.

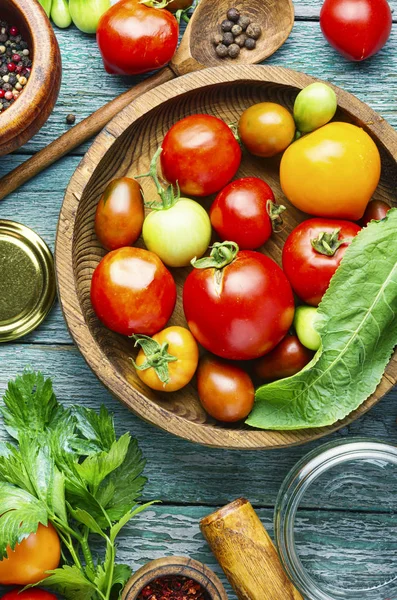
left=0, top=523, right=61, bottom=585
left=280, top=122, right=381, bottom=220
left=134, top=326, right=199, bottom=392
left=238, top=102, right=296, bottom=157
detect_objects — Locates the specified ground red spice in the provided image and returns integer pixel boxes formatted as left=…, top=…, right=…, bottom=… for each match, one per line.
left=137, top=575, right=210, bottom=600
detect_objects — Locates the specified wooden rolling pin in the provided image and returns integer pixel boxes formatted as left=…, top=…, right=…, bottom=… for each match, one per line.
left=200, top=498, right=303, bottom=600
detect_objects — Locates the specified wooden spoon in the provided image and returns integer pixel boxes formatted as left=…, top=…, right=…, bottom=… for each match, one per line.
left=0, top=0, right=294, bottom=202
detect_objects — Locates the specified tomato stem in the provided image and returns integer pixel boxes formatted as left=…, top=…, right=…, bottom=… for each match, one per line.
left=267, top=200, right=286, bottom=233
left=311, top=228, right=350, bottom=256
left=135, top=147, right=180, bottom=210
left=132, top=334, right=178, bottom=384
left=191, top=241, right=239, bottom=270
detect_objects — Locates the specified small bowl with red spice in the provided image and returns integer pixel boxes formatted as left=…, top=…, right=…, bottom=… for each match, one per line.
left=122, top=557, right=228, bottom=600
left=0, top=0, right=61, bottom=155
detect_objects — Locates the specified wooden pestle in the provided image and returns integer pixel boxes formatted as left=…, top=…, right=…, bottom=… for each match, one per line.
left=200, top=498, right=303, bottom=600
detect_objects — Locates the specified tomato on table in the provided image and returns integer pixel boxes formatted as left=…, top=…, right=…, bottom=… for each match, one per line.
left=210, top=177, right=284, bottom=250
left=238, top=102, right=296, bottom=158
left=197, top=355, right=255, bottom=422
left=95, top=177, right=145, bottom=251
left=160, top=114, right=242, bottom=197
left=1, top=591, right=57, bottom=600
left=0, top=523, right=60, bottom=586
left=183, top=241, right=295, bottom=360
left=282, top=218, right=361, bottom=306
left=133, top=327, right=199, bottom=392
left=91, top=247, right=176, bottom=336
left=254, top=335, right=314, bottom=382
left=320, top=0, right=392, bottom=61
left=361, top=200, right=391, bottom=227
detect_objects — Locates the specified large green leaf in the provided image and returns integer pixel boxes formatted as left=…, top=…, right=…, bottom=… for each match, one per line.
left=35, top=565, right=97, bottom=600
left=247, top=209, right=397, bottom=430
left=76, top=434, right=130, bottom=491
left=74, top=405, right=116, bottom=451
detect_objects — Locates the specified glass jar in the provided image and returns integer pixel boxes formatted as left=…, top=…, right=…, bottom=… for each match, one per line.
left=275, top=438, right=397, bottom=600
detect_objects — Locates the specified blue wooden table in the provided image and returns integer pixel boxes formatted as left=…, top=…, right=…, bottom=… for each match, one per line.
left=1, top=1, right=397, bottom=597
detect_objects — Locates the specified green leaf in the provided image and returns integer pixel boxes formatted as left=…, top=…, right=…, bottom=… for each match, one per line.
left=68, top=505, right=107, bottom=538
left=111, top=564, right=132, bottom=599
left=0, top=482, right=49, bottom=557
left=74, top=405, right=116, bottom=451
left=110, top=501, right=157, bottom=543
left=0, top=443, right=35, bottom=495
left=35, top=565, right=97, bottom=600
left=76, top=433, right=130, bottom=491
left=248, top=209, right=397, bottom=430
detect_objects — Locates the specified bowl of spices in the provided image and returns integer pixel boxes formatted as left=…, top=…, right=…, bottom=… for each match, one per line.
left=0, top=0, right=61, bottom=155
left=121, top=557, right=228, bottom=600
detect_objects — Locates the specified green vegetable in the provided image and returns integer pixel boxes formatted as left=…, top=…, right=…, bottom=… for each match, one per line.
left=51, top=0, right=72, bottom=28
left=0, top=371, right=155, bottom=599
left=294, top=83, right=337, bottom=133
left=69, top=0, right=111, bottom=33
left=38, top=0, right=53, bottom=17
left=247, top=209, right=397, bottom=430
left=294, top=306, right=321, bottom=351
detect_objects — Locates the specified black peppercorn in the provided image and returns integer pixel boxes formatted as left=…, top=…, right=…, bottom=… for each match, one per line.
left=238, top=15, right=251, bottom=31
left=215, top=43, right=228, bottom=58
left=227, top=7, right=240, bottom=22
left=245, top=37, right=256, bottom=50
left=66, top=113, right=76, bottom=125
left=221, top=19, right=233, bottom=32
left=228, top=43, right=240, bottom=58
left=246, top=23, right=261, bottom=39
left=231, top=24, right=243, bottom=36
left=213, top=33, right=223, bottom=45
left=222, top=32, right=234, bottom=46
left=234, top=33, right=247, bottom=47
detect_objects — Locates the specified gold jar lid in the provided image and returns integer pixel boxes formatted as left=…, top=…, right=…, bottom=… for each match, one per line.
left=0, top=220, right=56, bottom=342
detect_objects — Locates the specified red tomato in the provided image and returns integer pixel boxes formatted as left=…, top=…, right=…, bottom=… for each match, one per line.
left=183, top=242, right=295, bottom=360
left=254, top=335, right=314, bottom=382
left=1, top=591, right=57, bottom=600
left=197, top=355, right=255, bottom=422
left=210, top=177, right=280, bottom=250
left=91, top=247, right=176, bottom=336
left=160, top=115, right=242, bottom=197
left=282, top=218, right=361, bottom=306
left=95, top=178, right=145, bottom=251
left=361, top=199, right=391, bottom=226
left=320, top=0, right=392, bottom=61
left=97, top=0, right=179, bottom=75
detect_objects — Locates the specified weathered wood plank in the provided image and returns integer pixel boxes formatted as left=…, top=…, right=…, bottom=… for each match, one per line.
left=294, top=0, right=397, bottom=19
left=0, top=346, right=396, bottom=507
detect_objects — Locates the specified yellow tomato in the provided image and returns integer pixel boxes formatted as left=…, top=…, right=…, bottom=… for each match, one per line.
left=280, top=122, right=381, bottom=220
left=238, top=102, right=296, bottom=157
left=134, top=326, right=199, bottom=392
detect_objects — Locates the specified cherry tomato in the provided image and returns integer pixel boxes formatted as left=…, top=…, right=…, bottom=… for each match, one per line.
left=95, top=178, right=144, bottom=251
left=254, top=335, right=314, bottom=382
left=91, top=247, right=176, bottom=336
left=97, top=0, right=179, bottom=75
left=133, top=326, right=199, bottom=392
left=160, top=115, right=242, bottom=197
left=361, top=200, right=391, bottom=226
left=238, top=102, right=296, bottom=158
left=282, top=218, right=361, bottom=306
left=210, top=177, right=280, bottom=250
left=1, top=590, right=57, bottom=600
left=197, top=355, right=254, bottom=422
left=280, top=122, right=381, bottom=220
left=320, top=0, right=392, bottom=61
left=0, top=523, right=61, bottom=586
left=183, top=242, right=295, bottom=360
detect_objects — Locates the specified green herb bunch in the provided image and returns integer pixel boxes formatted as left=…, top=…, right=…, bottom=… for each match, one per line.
left=0, top=371, right=154, bottom=600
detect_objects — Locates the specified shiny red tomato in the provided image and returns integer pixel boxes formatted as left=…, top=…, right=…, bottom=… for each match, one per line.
left=254, top=335, right=314, bottom=382
left=91, top=247, right=176, bottom=336
left=320, top=0, right=392, bottom=61
left=361, top=199, right=391, bottom=226
left=95, top=178, right=145, bottom=251
left=183, top=242, right=295, bottom=360
left=1, top=591, right=57, bottom=600
left=282, top=218, right=361, bottom=306
left=97, top=0, right=179, bottom=75
left=210, top=177, right=279, bottom=250
left=160, top=115, right=242, bottom=197
left=197, top=355, right=255, bottom=422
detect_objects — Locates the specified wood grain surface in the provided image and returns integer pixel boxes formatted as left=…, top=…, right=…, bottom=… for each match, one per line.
left=0, top=2, right=397, bottom=596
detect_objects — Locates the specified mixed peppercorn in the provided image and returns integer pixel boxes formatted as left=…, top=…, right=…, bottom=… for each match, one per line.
left=137, top=575, right=210, bottom=600
left=0, top=21, right=32, bottom=113
left=213, top=7, right=262, bottom=59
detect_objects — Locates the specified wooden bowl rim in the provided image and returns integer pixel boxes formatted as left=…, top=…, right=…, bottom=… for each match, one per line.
left=56, top=64, right=397, bottom=450
left=0, top=0, right=61, bottom=149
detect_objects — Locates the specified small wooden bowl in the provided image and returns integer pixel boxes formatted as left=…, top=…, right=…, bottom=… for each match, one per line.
left=0, top=0, right=61, bottom=155
left=121, top=556, right=228, bottom=600
left=56, top=65, right=397, bottom=450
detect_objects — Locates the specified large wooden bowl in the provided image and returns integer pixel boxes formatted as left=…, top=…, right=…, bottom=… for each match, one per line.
left=56, top=65, right=397, bottom=450
left=0, top=0, right=61, bottom=155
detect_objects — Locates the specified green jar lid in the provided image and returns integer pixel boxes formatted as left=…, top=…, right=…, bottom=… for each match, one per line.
left=0, top=220, right=56, bottom=342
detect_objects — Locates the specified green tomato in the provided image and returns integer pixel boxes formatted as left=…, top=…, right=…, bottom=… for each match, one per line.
left=294, top=83, right=337, bottom=133
left=69, top=0, right=110, bottom=33
left=143, top=199, right=212, bottom=268
left=294, top=306, right=321, bottom=351
left=51, top=0, right=72, bottom=28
